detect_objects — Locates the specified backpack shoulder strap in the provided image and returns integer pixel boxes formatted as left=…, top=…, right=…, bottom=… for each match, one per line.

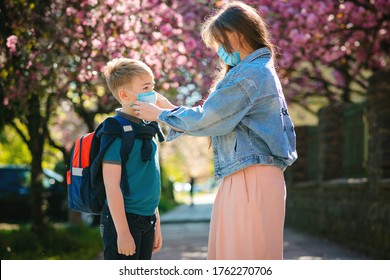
left=97, top=117, right=122, bottom=137
left=89, top=119, right=120, bottom=196
left=96, top=116, right=135, bottom=158
left=112, top=115, right=136, bottom=196
left=112, top=115, right=136, bottom=164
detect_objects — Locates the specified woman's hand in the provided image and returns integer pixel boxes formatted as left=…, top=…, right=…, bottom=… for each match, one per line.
left=133, top=101, right=164, bottom=122
left=156, top=92, right=176, bottom=110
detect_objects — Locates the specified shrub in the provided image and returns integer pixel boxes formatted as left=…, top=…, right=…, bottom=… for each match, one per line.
left=0, top=224, right=102, bottom=260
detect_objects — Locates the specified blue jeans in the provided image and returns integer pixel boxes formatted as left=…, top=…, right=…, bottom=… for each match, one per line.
left=100, top=204, right=156, bottom=260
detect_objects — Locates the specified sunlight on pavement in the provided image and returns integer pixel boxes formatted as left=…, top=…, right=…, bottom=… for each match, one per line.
left=174, top=187, right=218, bottom=206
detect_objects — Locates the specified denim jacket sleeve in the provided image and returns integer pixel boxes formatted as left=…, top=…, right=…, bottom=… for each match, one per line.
left=158, top=77, right=257, bottom=141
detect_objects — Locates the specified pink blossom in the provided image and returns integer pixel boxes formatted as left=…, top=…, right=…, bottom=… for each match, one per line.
left=92, top=39, right=102, bottom=49
left=306, top=13, right=317, bottom=29
left=76, top=25, right=83, bottom=33
left=153, top=32, right=162, bottom=40
left=106, top=0, right=115, bottom=7
left=66, top=7, right=76, bottom=16
left=6, top=35, right=18, bottom=54
left=184, top=37, right=197, bottom=52
left=176, top=55, right=187, bottom=66
left=162, top=83, right=170, bottom=90
left=160, top=24, right=173, bottom=36
left=280, top=53, right=293, bottom=68
left=332, top=70, right=346, bottom=87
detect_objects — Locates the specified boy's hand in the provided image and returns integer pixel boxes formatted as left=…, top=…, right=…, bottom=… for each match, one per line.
left=153, top=220, right=163, bottom=253
left=117, top=231, right=136, bottom=256
left=156, top=92, right=176, bottom=109
left=133, top=101, right=164, bottom=122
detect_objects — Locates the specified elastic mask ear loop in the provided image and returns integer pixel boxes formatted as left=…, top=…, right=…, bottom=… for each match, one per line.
left=228, top=32, right=240, bottom=53
left=122, top=89, right=136, bottom=108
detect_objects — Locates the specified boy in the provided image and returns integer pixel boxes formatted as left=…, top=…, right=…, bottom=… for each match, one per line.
left=101, top=58, right=163, bottom=260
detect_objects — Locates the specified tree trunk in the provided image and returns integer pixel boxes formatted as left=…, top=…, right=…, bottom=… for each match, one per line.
left=27, top=94, right=49, bottom=234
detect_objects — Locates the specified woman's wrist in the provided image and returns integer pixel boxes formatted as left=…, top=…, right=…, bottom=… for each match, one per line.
left=155, top=107, right=165, bottom=120
left=167, top=103, right=177, bottom=110
left=159, top=101, right=176, bottom=110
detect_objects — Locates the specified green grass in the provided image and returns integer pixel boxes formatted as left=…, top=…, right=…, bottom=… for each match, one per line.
left=0, top=190, right=211, bottom=260
left=158, top=198, right=178, bottom=214
left=0, top=194, right=179, bottom=260
left=0, top=224, right=102, bottom=260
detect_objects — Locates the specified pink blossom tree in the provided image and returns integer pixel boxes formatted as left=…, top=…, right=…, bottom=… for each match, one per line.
left=0, top=0, right=215, bottom=230
left=1, top=0, right=66, bottom=231
left=1, top=0, right=388, bottom=231
left=250, top=0, right=389, bottom=111
left=58, top=0, right=215, bottom=128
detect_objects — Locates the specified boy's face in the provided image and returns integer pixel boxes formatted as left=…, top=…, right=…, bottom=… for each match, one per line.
left=120, top=73, right=155, bottom=104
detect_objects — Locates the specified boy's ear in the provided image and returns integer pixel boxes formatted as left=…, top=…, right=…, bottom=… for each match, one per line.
left=117, top=89, right=129, bottom=101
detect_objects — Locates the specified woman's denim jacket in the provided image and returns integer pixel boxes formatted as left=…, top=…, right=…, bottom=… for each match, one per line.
left=158, top=48, right=298, bottom=180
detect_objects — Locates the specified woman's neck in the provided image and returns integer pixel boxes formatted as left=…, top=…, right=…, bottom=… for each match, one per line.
left=239, top=46, right=254, bottom=61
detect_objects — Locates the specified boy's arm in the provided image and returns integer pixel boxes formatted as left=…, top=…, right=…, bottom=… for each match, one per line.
left=102, top=162, right=136, bottom=256
left=153, top=207, right=163, bottom=253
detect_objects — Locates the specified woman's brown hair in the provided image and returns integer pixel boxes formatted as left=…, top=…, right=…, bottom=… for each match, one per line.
left=201, top=1, right=276, bottom=91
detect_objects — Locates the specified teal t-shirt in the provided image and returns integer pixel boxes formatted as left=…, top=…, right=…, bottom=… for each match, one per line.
left=102, top=134, right=161, bottom=216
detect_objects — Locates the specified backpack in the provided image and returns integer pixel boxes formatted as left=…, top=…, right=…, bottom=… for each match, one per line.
left=66, top=115, right=136, bottom=215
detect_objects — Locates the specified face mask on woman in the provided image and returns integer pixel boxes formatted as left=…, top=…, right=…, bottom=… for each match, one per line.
left=217, top=45, right=241, bottom=66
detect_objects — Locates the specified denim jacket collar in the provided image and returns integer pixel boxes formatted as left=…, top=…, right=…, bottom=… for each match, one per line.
left=226, top=47, right=271, bottom=78
left=245, top=47, right=271, bottom=61
left=240, top=47, right=271, bottom=65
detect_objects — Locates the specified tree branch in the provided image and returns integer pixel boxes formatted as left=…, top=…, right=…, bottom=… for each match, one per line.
left=10, top=120, right=29, bottom=147
left=46, top=132, right=67, bottom=156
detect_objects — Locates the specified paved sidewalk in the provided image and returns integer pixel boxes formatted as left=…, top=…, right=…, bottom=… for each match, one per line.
left=153, top=193, right=370, bottom=260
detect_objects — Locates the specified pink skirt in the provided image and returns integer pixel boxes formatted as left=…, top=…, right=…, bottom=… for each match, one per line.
left=208, top=164, right=286, bottom=260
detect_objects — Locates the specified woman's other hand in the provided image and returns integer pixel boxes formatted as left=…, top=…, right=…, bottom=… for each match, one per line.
left=156, top=92, right=176, bottom=110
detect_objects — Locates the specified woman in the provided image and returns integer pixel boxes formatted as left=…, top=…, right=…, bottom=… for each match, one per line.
left=133, top=1, right=297, bottom=260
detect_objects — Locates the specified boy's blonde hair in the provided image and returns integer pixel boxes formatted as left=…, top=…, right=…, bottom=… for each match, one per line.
left=103, top=58, right=154, bottom=101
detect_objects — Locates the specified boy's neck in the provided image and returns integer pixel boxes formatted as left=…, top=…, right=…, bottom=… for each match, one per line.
left=118, top=107, right=142, bottom=123
left=121, top=106, right=137, bottom=117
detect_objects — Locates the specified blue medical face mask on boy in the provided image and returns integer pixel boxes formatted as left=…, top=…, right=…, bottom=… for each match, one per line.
left=137, top=91, right=157, bottom=104
left=126, top=90, right=157, bottom=106
left=217, top=45, right=241, bottom=66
